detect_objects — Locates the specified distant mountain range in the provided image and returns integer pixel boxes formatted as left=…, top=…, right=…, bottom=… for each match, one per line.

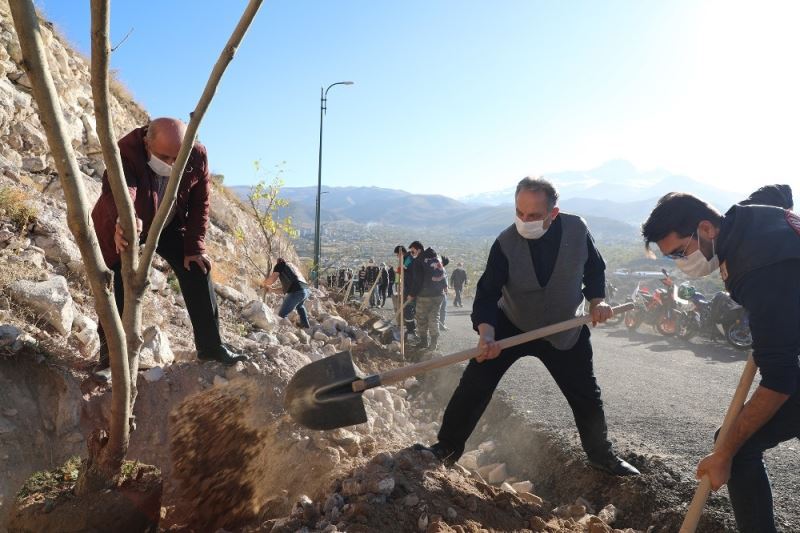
left=228, top=160, right=751, bottom=243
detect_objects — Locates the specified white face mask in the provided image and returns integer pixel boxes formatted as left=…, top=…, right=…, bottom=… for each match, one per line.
left=147, top=154, right=173, bottom=177
left=675, top=235, right=719, bottom=278
left=515, top=216, right=548, bottom=239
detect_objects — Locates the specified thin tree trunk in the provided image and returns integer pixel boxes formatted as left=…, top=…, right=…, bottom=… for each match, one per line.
left=8, top=0, right=131, bottom=486
left=10, top=0, right=265, bottom=492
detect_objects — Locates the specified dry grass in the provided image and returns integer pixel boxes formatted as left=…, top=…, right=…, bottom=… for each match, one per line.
left=0, top=187, right=38, bottom=231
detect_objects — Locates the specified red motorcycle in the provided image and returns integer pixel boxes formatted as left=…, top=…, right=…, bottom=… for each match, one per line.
left=624, top=269, right=682, bottom=336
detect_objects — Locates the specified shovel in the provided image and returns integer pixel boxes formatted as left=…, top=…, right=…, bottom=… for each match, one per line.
left=285, top=302, right=633, bottom=430
left=679, top=353, right=757, bottom=532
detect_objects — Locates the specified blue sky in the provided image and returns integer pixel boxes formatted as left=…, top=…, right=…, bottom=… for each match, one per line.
left=37, top=1, right=800, bottom=197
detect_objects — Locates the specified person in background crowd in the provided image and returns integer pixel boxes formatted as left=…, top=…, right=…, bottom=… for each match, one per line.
left=394, top=245, right=417, bottom=342
left=408, top=241, right=447, bottom=352
left=450, top=262, right=468, bottom=307
left=357, top=264, right=367, bottom=297
left=261, top=258, right=311, bottom=329
left=439, top=256, right=450, bottom=332
left=377, top=262, right=390, bottom=308
left=739, top=184, right=793, bottom=210
left=365, top=258, right=381, bottom=307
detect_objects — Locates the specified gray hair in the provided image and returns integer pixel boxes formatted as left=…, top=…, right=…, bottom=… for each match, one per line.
left=515, top=176, right=559, bottom=210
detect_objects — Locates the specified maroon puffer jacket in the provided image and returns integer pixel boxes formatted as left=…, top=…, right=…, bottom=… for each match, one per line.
left=90, top=126, right=211, bottom=268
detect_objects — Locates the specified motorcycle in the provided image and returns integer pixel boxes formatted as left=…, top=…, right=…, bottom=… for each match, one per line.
left=624, top=269, right=683, bottom=336
left=677, top=284, right=753, bottom=350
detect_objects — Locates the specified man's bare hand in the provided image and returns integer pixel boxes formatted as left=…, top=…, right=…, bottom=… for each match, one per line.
left=475, top=324, right=501, bottom=363
left=114, top=217, right=142, bottom=254
left=696, top=451, right=732, bottom=491
left=589, top=299, right=613, bottom=326
left=184, top=254, right=212, bottom=274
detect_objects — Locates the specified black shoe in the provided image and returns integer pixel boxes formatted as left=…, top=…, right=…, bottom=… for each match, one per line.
left=587, top=455, right=640, bottom=476
left=197, top=346, right=249, bottom=365
left=413, top=442, right=457, bottom=466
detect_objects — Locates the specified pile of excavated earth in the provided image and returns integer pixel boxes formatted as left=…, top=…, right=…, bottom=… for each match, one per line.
left=0, top=2, right=739, bottom=530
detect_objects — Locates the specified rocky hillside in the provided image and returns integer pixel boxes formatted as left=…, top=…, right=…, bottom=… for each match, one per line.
left=0, top=3, right=739, bottom=532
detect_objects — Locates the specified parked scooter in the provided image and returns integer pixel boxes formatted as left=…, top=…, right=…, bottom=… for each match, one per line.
left=623, top=269, right=682, bottom=336
left=677, top=284, right=752, bottom=350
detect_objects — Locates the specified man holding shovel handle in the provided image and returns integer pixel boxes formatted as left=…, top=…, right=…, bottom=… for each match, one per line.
left=415, top=177, right=639, bottom=476
left=642, top=189, right=799, bottom=532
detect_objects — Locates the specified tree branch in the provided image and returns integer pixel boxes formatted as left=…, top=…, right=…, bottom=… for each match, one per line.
left=135, top=0, right=264, bottom=288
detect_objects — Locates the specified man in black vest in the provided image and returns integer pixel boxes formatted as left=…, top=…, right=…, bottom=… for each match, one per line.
left=416, top=177, right=637, bottom=476
left=642, top=191, right=800, bottom=532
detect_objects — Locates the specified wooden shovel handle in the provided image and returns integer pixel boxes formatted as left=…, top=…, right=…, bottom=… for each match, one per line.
left=679, top=353, right=758, bottom=533
left=352, top=302, right=634, bottom=392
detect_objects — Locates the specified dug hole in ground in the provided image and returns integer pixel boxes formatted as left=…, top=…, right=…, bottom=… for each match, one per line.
left=119, top=299, right=757, bottom=531
left=3, top=289, right=738, bottom=532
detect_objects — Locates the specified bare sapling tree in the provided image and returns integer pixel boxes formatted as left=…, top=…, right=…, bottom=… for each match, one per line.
left=9, top=0, right=264, bottom=492
left=237, top=161, right=298, bottom=275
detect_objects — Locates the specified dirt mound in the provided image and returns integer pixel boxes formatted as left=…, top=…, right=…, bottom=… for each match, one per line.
left=260, top=447, right=635, bottom=533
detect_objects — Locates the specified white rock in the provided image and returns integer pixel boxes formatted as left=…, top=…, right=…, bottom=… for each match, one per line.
left=142, top=366, right=165, bottom=383
left=241, top=300, right=279, bottom=331
left=598, top=504, right=618, bottom=525
left=277, top=331, right=299, bottom=345
left=72, top=314, right=99, bottom=357
left=138, top=326, right=174, bottom=368
left=8, top=276, right=74, bottom=335
left=215, top=284, right=246, bottom=303
left=487, top=463, right=508, bottom=484
left=478, top=440, right=497, bottom=453
left=457, top=452, right=480, bottom=471
left=213, top=375, right=229, bottom=387
left=511, top=481, right=534, bottom=494
left=148, top=268, right=168, bottom=292
left=500, top=482, right=516, bottom=493
left=322, top=344, right=337, bottom=356
left=312, top=330, right=328, bottom=342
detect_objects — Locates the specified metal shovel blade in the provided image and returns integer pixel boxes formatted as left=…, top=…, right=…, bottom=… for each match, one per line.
left=284, top=350, right=368, bottom=430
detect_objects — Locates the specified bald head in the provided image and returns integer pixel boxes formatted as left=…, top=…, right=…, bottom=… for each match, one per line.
left=145, top=117, right=187, bottom=164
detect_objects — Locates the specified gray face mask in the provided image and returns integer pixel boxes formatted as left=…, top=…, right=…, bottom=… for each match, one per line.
left=147, top=154, right=173, bottom=177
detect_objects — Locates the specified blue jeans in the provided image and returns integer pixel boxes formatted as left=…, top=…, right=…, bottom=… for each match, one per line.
left=279, top=288, right=310, bottom=328
left=722, top=390, right=800, bottom=532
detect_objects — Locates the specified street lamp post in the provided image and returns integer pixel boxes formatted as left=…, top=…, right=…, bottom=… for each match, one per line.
left=314, top=81, right=353, bottom=288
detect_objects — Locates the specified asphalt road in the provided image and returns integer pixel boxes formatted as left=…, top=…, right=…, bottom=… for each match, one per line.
left=424, top=297, right=799, bottom=530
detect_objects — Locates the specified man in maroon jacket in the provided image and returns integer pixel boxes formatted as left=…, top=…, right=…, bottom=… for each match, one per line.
left=91, top=117, right=247, bottom=374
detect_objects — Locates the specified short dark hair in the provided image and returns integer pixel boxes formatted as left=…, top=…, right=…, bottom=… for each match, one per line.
left=409, top=241, right=424, bottom=251
left=441, top=255, right=450, bottom=267
left=515, top=176, right=559, bottom=210
left=393, top=245, right=406, bottom=254
left=740, top=184, right=794, bottom=210
left=641, top=193, right=722, bottom=249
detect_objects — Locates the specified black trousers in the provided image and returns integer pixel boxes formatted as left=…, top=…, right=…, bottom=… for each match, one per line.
left=437, top=310, right=614, bottom=462
left=98, top=222, right=223, bottom=361
left=453, top=286, right=463, bottom=307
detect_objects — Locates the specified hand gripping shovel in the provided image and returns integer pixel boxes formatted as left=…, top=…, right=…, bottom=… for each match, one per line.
left=285, top=303, right=633, bottom=430
left=679, top=353, right=757, bottom=533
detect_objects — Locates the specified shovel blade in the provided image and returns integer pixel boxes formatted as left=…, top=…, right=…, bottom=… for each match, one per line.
left=284, top=350, right=368, bottom=430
